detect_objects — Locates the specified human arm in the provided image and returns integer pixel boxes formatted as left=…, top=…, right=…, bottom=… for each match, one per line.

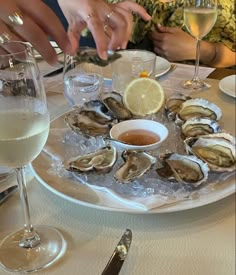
left=150, top=25, right=236, bottom=68
left=0, top=0, right=72, bottom=65
left=57, top=0, right=151, bottom=59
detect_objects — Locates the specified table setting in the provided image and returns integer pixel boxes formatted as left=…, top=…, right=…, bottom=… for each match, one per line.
left=0, top=36, right=235, bottom=275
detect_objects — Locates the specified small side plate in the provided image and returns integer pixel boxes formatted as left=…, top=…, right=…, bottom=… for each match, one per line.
left=219, top=75, right=236, bottom=98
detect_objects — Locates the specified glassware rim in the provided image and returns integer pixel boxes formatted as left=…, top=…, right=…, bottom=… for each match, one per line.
left=0, top=41, right=31, bottom=57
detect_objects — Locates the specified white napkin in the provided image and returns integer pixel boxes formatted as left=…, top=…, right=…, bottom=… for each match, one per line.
left=158, top=63, right=215, bottom=97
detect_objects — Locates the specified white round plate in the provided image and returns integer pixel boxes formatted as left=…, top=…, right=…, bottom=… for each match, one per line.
left=219, top=75, right=236, bottom=98
left=31, top=113, right=235, bottom=214
left=155, top=56, right=171, bottom=78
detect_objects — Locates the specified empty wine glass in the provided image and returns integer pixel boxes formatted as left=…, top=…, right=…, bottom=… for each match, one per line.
left=182, top=0, right=217, bottom=90
left=63, top=47, right=104, bottom=108
left=0, top=41, right=66, bottom=273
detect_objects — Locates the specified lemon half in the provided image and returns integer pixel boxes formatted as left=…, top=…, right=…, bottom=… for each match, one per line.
left=123, top=78, right=165, bottom=116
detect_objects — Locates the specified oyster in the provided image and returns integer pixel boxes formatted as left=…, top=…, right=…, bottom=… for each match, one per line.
left=165, top=94, right=192, bottom=121
left=64, top=108, right=113, bottom=137
left=100, top=92, right=132, bottom=120
left=114, top=150, right=156, bottom=183
left=73, top=48, right=122, bottom=67
left=156, top=153, right=209, bottom=186
left=65, top=145, right=117, bottom=173
left=181, top=118, right=221, bottom=138
left=185, top=133, right=236, bottom=172
left=177, top=98, right=222, bottom=122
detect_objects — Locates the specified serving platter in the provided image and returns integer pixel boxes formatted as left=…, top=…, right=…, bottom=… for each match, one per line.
left=31, top=110, right=235, bottom=214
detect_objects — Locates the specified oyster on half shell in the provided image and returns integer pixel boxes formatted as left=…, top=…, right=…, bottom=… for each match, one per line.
left=181, top=118, right=221, bottom=138
left=64, top=107, right=114, bottom=137
left=177, top=98, right=222, bottom=123
left=185, top=133, right=236, bottom=172
left=165, top=94, right=192, bottom=121
left=100, top=92, right=132, bottom=120
left=65, top=145, right=117, bottom=173
left=156, top=153, right=209, bottom=186
left=114, top=150, right=156, bottom=183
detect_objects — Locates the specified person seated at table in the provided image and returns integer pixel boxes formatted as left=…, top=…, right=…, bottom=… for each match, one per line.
left=0, top=0, right=150, bottom=64
left=109, top=0, right=235, bottom=68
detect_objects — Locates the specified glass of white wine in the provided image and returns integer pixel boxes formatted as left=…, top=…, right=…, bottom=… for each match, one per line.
left=182, top=0, right=217, bottom=90
left=0, top=41, right=66, bottom=273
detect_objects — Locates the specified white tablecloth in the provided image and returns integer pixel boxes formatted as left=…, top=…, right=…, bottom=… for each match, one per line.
left=0, top=60, right=235, bottom=275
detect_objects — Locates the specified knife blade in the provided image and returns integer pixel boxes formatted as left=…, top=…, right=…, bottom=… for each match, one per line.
left=0, top=185, right=18, bottom=204
left=44, top=67, right=64, bottom=78
left=101, top=229, right=132, bottom=275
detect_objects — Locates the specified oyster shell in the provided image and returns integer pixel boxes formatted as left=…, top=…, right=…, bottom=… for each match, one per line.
left=165, top=94, right=192, bottom=121
left=65, top=145, right=117, bottom=173
left=185, top=133, right=236, bottom=172
left=64, top=108, right=113, bottom=137
left=100, top=92, right=132, bottom=120
left=114, top=150, right=156, bottom=183
left=156, top=153, right=209, bottom=186
left=73, top=48, right=122, bottom=67
left=181, top=118, right=221, bottom=138
left=177, top=98, right=222, bottom=122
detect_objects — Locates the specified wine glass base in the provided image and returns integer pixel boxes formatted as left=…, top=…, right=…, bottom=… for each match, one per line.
left=182, top=79, right=211, bottom=91
left=0, top=225, right=66, bottom=273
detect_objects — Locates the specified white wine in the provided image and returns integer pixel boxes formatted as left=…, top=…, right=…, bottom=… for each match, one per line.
left=184, top=8, right=217, bottom=39
left=0, top=111, right=50, bottom=168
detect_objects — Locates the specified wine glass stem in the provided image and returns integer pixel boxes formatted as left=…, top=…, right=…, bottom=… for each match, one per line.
left=16, top=167, right=40, bottom=248
left=192, top=38, right=201, bottom=82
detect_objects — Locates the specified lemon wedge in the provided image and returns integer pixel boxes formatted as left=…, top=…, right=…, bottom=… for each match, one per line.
left=123, top=78, right=165, bottom=116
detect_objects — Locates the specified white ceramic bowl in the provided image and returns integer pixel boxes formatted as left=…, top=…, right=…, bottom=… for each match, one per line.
left=109, top=119, right=169, bottom=151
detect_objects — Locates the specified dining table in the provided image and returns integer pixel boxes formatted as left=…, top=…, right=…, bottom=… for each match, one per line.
left=0, top=53, right=235, bottom=275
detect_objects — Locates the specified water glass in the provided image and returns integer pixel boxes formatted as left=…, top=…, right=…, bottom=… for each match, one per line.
left=111, top=50, right=156, bottom=94
left=63, top=47, right=104, bottom=107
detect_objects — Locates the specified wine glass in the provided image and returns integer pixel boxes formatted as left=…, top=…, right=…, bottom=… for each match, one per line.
left=0, top=41, right=66, bottom=273
left=63, top=47, right=104, bottom=108
left=182, top=0, right=217, bottom=90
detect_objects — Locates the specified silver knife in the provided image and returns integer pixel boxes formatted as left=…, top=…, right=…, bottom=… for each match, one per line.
left=101, top=229, right=132, bottom=275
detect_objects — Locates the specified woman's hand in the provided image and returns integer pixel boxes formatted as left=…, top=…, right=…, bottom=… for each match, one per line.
left=0, top=0, right=72, bottom=65
left=150, top=25, right=196, bottom=61
left=58, top=0, right=151, bottom=59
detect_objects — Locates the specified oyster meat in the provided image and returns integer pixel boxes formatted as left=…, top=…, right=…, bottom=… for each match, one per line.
left=156, top=153, right=209, bottom=186
left=165, top=94, right=192, bottom=121
left=181, top=118, right=221, bottom=138
left=177, top=98, right=222, bottom=122
left=100, top=92, right=132, bottom=120
left=114, top=150, right=156, bottom=183
left=185, top=133, right=236, bottom=172
left=64, top=108, right=113, bottom=137
left=65, top=145, right=117, bottom=173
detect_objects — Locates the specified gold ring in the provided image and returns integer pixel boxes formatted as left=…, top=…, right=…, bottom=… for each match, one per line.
left=106, top=11, right=114, bottom=21
left=85, top=14, right=93, bottom=21
left=103, top=24, right=111, bottom=38
left=8, top=11, right=24, bottom=26
left=0, top=33, right=11, bottom=44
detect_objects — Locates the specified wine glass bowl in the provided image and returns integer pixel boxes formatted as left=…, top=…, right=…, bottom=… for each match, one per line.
left=0, top=42, right=66, bottom=273
left=182, top=0, right=217, bottom=90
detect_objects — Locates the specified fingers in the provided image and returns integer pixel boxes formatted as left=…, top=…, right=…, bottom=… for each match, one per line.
left=117, top=1, right=151, bottom=21
left=18, top=0, right=72, bottom=55
left=0, top=0, right=71, bottom=65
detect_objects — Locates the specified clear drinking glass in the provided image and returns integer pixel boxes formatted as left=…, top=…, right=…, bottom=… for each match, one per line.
left=0, top=41, right=66, bottom=273
left=63, top=47, right=104, bottom=107
left=182, top=0, right=217, bottom=90
left=111, top=50, right=156, bottom=94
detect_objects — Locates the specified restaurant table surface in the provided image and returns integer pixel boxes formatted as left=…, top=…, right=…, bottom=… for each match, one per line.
left=0, top=60, right=235, bottom=275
